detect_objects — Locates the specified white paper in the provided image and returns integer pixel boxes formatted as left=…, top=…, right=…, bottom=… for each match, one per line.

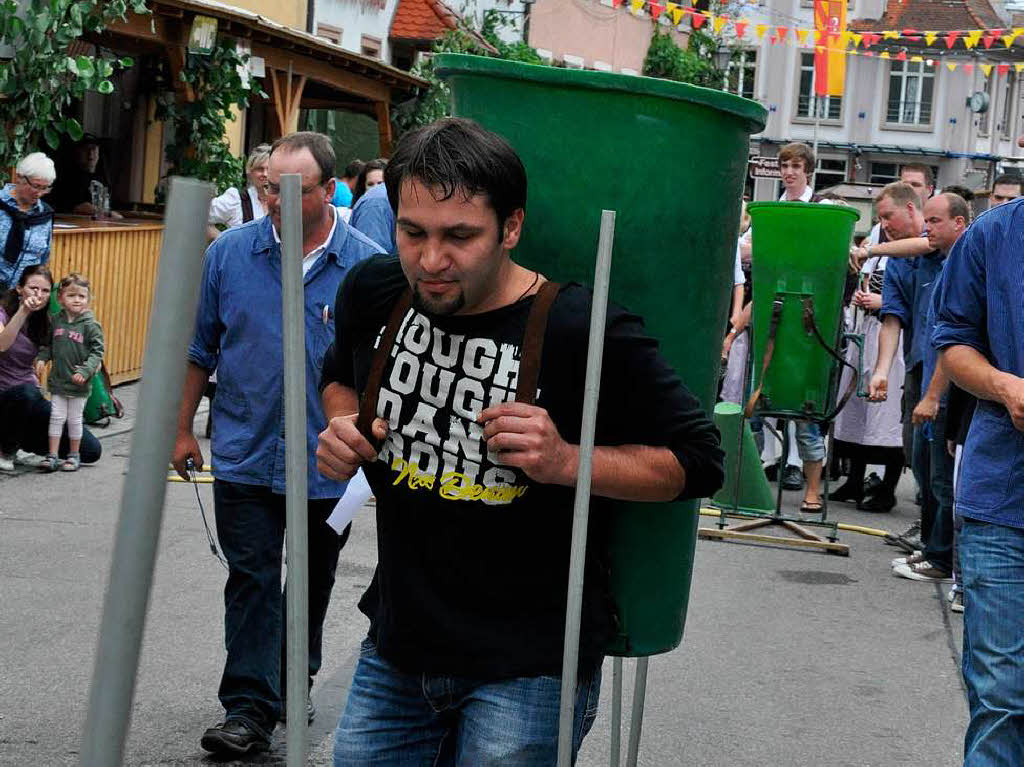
left=326, top=468, right=373, bottom=533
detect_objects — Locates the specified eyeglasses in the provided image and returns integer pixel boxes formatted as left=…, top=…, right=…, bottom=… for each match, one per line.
left=20, top=176, right=52, bottom=193
left=264, top=181, right=323, bottom=197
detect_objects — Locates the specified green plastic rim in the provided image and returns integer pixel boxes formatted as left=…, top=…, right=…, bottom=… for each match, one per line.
left=715, top=402, right=743, bottom=415
left=747, top=200, right=861, bottom=223
left=433, top=53, right=767, bottom=135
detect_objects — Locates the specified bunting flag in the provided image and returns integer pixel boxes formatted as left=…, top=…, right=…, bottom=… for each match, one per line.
left=980, top=63, right=993, bottom=76
left=894, top=50, right=907, bottom=61
left=630, top=0, right=644, bottom=13
left=924, top=31, right=938, bottom=46
left=944, top=30, right=962, bottom=48
left=882, top=30, right=900, bottom=40
left=814, top=0, right=847, bottom=96
left=946, top=62, right=957, bottom=71
left=776, top=26, right=789, bottom=40
left=849, top=32, right=862, bottom=47
left=691, top=11, right=707, bottom=28
left=982, top=32, right=997, bottom=48
left=755, top=22, right=768, bottom=39
left=734, top=20, right=748, bottom=38
left=1017, top=62, right=1024, bottom=73
left=964, top=63, right=974, bottom=73
left=964, top=30, right=983, bottom=48
left=1004, top=30, right=1021, bottom=47
left=796, top=28, right=809, bottom=44
left=998, top=62, right=1010, bottom=75
left=713, top=14, right=728, bottom=34
left=649, top=2, right=664, bottom=20
left=667, top=2, right=684, bottom=24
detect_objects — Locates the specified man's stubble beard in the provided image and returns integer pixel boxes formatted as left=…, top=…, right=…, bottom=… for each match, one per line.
left=413, top=285, right=465, bottom=316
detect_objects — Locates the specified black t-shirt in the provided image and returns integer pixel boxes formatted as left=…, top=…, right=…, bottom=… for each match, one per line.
left=321, top=256, right=724, bottom=679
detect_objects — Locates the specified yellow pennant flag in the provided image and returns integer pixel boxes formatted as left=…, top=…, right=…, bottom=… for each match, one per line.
left=838, top=31, right=851, bottom=47
left=667, top=2, right=684, bottom=24
left=755, top=23, right=768, bottom=40
left=880, top=50, right=890, bottom=58
left=850, top=32, right=862, bottom=47
left=1016, top=62, right=1024, bottom=74
left=946, top=62, right=957, bottom=71
left=910, top=55, right=923, bottom=62
left=964, top=30, right=982, bottom=48
left=797, top=28, right=809, bottom=44
left=1003, top=28, right=1022, bottom=47
left=882, top=30, right=899, bottom=40
left=924, top=31, right=938, bottom=46
left=630, top=0, right=645, bottom=13
left=980, top=63, right=993, bottom=76
left=713, top=15, right=728, bottom=34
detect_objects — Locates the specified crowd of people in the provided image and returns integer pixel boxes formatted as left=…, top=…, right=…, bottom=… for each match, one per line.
left=0, top=153, right=106, bottom=472
left=723, top=140, right=1024, bottom=765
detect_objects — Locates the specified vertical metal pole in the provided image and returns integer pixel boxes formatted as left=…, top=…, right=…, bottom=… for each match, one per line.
left=625, top=657, right=649, bottom=767
left=280, top=173, right=309, bottom=766
left=79, top=177, right=213, bottom=767
left=610, top=657, right=623, bottom=767
left=556, top=210, right=616, bottom=767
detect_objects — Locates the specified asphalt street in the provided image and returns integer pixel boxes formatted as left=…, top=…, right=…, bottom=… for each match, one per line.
left=0, top=383, right=967, bottom=766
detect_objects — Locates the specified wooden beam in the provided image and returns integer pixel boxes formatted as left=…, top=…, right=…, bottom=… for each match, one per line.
left=375, top=101, right=393, bottom=157
left=105, top=12, right=167, bottom=43
left=255, top=44, right=391, bottom=103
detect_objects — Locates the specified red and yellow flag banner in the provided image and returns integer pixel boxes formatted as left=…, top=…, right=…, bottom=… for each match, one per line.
left=814, top=0, right=847, bottom=96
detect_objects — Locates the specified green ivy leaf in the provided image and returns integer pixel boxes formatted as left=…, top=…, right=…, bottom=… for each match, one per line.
left=64, top=116, right=83, bottom=141
left=119, top=56, right=133, bottom=68
left=43, top=124, right=59, bottom=149
left=74, top=55, right=93, bottom=78
left=65, top=56, right=78, bottom=75
left=96, top=79, right=113, bottom=94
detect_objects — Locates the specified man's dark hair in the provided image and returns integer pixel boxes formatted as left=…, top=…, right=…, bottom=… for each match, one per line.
left=993, top=173, right=1022, bottom=190
left=942, top=184, right=974, bottom=202
left=384, top=118, right=527, bottom=237
left=343, top=159, right=365, bottom=179
left=778, top=142, right=815, bottom=175
left=900, top=162, right=934, bottom=188
left=270, top=132, right=336, bottom=184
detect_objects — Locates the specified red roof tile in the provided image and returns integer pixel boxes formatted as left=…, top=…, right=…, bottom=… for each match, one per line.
left=390, top=0, right=498, bottom=52
left=849, top=0, right=1005, bottom=33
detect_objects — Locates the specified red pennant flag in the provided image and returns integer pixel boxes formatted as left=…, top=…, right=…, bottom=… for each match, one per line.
left=735, top=21, right=748, bottom=37
left=982, top=33, right=997, bottom=48
left=649, top=2, right=665, bottom=20
left=691, top=11, right=707, bottom=28
left=612, top=0, right=624, bottom=7
left=945, top=30, right=962, bottom=49
left=998, top=63, right=1010, bottom=75
left=862, top=33, right=881, bottom=47
left=902, top=28, right=921, bottom=41
left=894, top=50, right=907, bottom=61
left=776, top=26, right=789, bottom=40
left=992, top=28, right=1005, bottom=37
left=963, top=63, right=974, bottom=73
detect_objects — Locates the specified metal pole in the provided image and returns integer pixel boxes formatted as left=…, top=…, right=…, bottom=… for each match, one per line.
left=79, top=177, right=213, bottom=767
left=811, top=97, right=821, bottom=190
left=556, top=210, right=616, bottom=767
left=610, top=656, right=623, bottom=767
left=280, top=173, right=309, bottom=766
left=625, top=657, right=649, bottom=767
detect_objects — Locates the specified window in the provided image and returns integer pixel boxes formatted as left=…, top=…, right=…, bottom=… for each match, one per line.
left=796, top=53, right=842, bottom=120
left=316, top=23, right=342, bottom=44
left=724, top=50, right=757, bottom=100
left=886, top=60, right=934, bottom=126
left=815, top=157, right=847, bottom=190
left=360, top=35, right=382, bottom=59
left=869, top=162, right=899, bottom=184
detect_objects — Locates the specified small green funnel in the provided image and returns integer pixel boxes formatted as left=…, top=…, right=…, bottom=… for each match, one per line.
left=712, top=402, right=775, bottom=513
left=748, top=202, right=859, bottom=418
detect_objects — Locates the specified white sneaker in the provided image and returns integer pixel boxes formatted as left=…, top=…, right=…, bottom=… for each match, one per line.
left=0, top=454, right=14, bottom=472
left=892, top=560, right=954, bottom=583
left=891, top=550, right=925, bottom=568
left=14, top=449, right=45, bottom=468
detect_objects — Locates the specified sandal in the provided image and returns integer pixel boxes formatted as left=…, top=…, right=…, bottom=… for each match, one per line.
left=800, top=500, right=823, bottom=513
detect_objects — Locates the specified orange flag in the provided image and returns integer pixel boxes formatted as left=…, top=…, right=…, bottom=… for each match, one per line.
left=814, top=0, right=847, bottom=96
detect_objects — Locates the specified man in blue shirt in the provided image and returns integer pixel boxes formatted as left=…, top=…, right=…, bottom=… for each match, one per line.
left=171, top=132, right=383, bottom=756
left=349, top=180, right=395, bottom=254
left=934, top=195, right=1024, bottom=766
left=0, top=153, right=56, bottom=292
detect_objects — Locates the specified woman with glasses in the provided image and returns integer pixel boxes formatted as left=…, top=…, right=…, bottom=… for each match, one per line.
left=0, top=153, right=56, bottom=293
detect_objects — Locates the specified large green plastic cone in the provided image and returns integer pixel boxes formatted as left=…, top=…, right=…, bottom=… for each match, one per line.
left=436, top=55, right=766, bottom=657
left=748, top=202, right=859, bottom=418
left=711, top=402, right=776, bottom=513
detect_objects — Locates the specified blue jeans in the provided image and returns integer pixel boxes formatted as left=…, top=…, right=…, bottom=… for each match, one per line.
left=334, top=637, right=602, bottom=766
left=913, top=408, right=954, bottom=571
left=794, top=421, right=824, bottom=462
left=213, top=480, right=349, bottom=738
left=0, top=383, right=101, bottom=461
left=960, top=518, right=1024, bottom=766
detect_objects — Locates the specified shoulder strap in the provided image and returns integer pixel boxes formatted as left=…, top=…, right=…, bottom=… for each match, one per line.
left=239, top=187, right=254, bottom=223
left=515, top=281, right=561, bottom=405
left=355, top=287, right=413, bottom=445
left=810, top=194, right=824, bottom=203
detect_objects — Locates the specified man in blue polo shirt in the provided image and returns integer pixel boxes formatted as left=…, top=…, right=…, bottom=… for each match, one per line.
left=171, top=132, right=383, bottom=756
left=934, top=194, right=1024, bottom=766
